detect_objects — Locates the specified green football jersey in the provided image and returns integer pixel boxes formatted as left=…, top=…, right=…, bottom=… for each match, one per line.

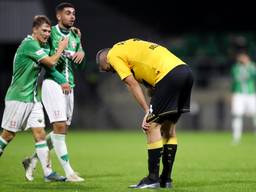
left=45, top=25, right=83, bottom=88
left=231, top=62, right=256, bottom=94
left=5, top=35, right=48, bottom=102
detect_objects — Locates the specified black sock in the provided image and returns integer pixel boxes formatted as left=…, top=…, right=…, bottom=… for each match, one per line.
left=161, top=144, right=177, bottom=180
left=147, top=147, right=162, bottom=181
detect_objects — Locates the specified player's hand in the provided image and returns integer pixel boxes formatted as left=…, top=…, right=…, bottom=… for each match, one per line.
left=72, top=51, right=85, bottom=64
left=61, top=83, right=71, bottom=95
left=142, top=112, right=151, bottom=131
left=71, top=27, right=82, bottom=38
left=59, top=37, right=69, bottom=50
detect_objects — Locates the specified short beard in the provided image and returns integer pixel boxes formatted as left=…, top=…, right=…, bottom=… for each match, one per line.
left=59, top=22, right=73, bottom=30
left=63, top=24, right=72, bottom=29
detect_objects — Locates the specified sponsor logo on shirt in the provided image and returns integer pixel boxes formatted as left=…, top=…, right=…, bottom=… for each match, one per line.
left=36, top=49, right=44, bottom=55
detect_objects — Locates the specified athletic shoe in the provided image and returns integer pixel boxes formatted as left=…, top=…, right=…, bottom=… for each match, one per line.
left=129, top=176, right=160, bottom=189
left=160, top=177, right=172, bottom=188
left=66, top=173, right=85, bottom=182
left=0, top=148, right=3, bottom=157
left=22, top=157, right=38, bottom=181
left=44, top=172, right=66, bottom=182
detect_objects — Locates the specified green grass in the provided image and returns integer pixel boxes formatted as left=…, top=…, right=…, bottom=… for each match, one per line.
left=0, top=131, right=256, bottom=192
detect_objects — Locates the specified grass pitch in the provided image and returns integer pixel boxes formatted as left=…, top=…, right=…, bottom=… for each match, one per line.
left=0, top=130, right=256, bottom=192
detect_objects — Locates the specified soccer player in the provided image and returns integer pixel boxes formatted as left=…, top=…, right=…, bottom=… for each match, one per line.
left=231, top=51, right=256, bottom=144
left=23, top=2, right=85, bottom=182
left=0, top=15, right=68, bottom=181
left=96, top=38, right=194, bottom=189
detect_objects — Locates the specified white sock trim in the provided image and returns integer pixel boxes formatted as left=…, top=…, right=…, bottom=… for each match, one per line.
left=35, top=140, right=47, bottom=145
left=0, top=136, right=7, bottom=144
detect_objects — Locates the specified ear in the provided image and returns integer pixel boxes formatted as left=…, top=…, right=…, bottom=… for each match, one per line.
left=56, top=13, right=61, bottom=21
left=32, top=27, right=37, bottom=35
left=104, top=55, right=108, bottom=63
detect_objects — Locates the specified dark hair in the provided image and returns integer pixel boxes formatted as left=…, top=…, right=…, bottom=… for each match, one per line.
left=32, top=15, right=51, bottom=28
left=56, top=2, right=75, bottom=12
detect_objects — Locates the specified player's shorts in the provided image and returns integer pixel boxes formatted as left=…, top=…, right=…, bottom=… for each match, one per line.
left=231, top=93, right=256, bottom=116
left=147, top=64, right=194, bottom=124
left=1, top=101, right=45, bottom=132
left=42, top=79, right=74, bottom=125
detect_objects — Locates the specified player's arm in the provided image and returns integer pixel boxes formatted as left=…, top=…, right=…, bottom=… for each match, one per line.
left=40, top=37, right=68, bottom=67
left=72, top=31, right=85, bottom=64
left=123, top=75, right=149, bottom=112
left=44, top=66, right=67, bottom=84
left=72, top=50, right=85, bottom=64
left=71, top=27, right=81, bottom=38
left=109, top=53, right=148, bottom=111
left=44, top=66, right=71, bottom=94
left=123, top=74, right=150, bottom=130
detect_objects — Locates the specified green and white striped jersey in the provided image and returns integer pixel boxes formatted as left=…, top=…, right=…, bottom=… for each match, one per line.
left=5, top=35, right=48, bottom=102
left=231, top=62, right=256, bottom=94
left=45, top=25, right=83, bottom=88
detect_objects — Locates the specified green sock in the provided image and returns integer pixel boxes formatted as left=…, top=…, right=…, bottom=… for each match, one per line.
left=0, top=136, right=7, bottom=149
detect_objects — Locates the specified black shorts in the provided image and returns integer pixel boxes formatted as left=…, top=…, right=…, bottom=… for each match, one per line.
left=147, top=64, right=194, bottom=124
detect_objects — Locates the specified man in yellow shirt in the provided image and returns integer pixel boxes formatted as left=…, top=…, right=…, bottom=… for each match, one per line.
left=96, top=38, right=194, bottom=189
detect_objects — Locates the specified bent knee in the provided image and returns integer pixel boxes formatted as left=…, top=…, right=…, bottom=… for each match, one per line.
left=53, top=121, right=67, bottom=134
left=32, top=128, right=46, bottom=142
left=1, top=129, right=16, bottom=142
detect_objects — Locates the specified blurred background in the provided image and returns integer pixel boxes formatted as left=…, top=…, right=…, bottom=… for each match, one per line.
left=1, top=0, right=256, bottom=131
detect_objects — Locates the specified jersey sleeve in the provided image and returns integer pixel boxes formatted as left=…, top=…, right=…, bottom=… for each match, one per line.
left=75, top=37, right=86, bottom=69
left=25, top=40, right=48, bottom=62
left=44, top=66, right=67, bottom=84
left=77, top=40, right=84, bottom=52
left=108, top=49, right=131, bottom=80
left=72, top=31, right=84, bottom=52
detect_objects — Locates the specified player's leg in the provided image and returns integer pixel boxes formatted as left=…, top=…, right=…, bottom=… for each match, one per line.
left=232, top=115, right=243, bottom=144
left=231, top=94, right=244, bottom=144
left=51, top=121, right=76, bottom=178
left=146, top=122, right=163, bottom=182
left=42, top=80, right=83, bottom=182
left=160, top=119, right=178, bottom=188
left=51, top=121, right=84, bottom=180
left=159, top=64, right=193, bottom=188
left=31, top=127, right=51, bottom=178
left=246, top=94, right=256, bottom=134
left=22, top=130, right=53, bottom=180
left=0, top=101, right=32, bottom=156
left=25, top=102, right=65, bottom=182
left=129, top=122, right=162, bottom=189
left=0, top=129, right=16, bottom=156
left=31, top=128, right=66, bottom=182
left=26, top=131, right=53, bottom=159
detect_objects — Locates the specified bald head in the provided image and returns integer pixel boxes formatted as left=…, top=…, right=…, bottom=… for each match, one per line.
left=96, top=48, right=115, bottom=72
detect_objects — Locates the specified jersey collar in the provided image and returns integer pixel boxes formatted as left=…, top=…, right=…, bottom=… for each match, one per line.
left=55, top=25, right=70, bottom=37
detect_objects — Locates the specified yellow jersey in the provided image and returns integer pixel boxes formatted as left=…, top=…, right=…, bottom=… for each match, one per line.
left=107, top=38, right=186, bottom=87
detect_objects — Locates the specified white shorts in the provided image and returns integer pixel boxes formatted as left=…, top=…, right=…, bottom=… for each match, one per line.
left=231, top=93, right=256, bottom=116
left=1, top=101, right=45, bottom=132
left=42, top=79, right=74, bottom=125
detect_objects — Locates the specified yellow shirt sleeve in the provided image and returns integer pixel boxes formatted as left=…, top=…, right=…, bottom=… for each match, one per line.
left=107, top=49, right=132, bottom=80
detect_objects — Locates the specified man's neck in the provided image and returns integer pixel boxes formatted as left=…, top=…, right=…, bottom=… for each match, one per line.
left=31, top=34, right=39, bottom=42
left=58, top=24, right=70, bottom=35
